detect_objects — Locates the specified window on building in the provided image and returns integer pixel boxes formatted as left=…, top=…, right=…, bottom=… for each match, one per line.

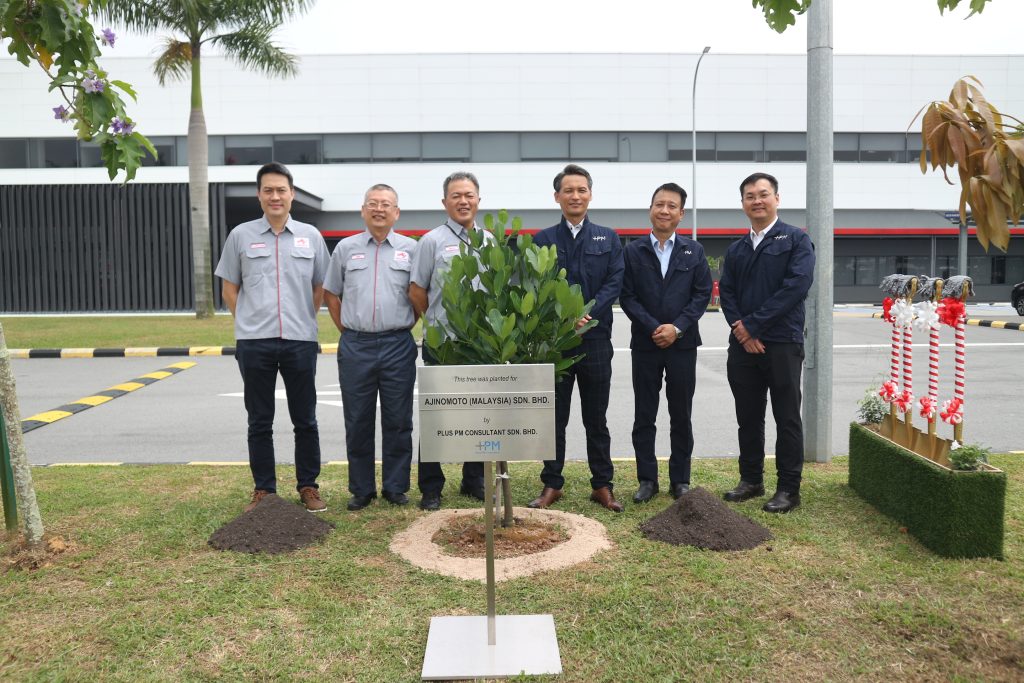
left=570, top=132, right=617, bottom=161
left=521, top=133, right=569, bottom=160
left=618, top=133, right=667, bottom=162
left=141, top=136, right=176, bottom=167
left=422, top=133, right=471, bottom=161
left=37, top=139, right=78, bottom=168
left=372, top=133, right=420, bottom=162
left=906, top=132, right=928, bottom=164
left=936, top=255, right=956, bottom=280
left=324, top=134, right=371, bottom=163
left=834, top=133, right=859, bottom=162
left=1006, top=256, right=1024, bottom=285
left=668, top=132, right=714, bottom=161
left=0, top=139, right=28, bottom=168
left=79, top=141, right=104, bottom=168
left=860, top=133, right=906, bottom=162
left=834, top=256, right=856, bottom=286
left=274, top=136, right=321, bottom=165
left=764, top=132, right=807, bottom=162
left=471, top=133, right=519, bottom=162
left=716, top=132, right=763, bottom=162
left=225, top=135, right=272, bottom=165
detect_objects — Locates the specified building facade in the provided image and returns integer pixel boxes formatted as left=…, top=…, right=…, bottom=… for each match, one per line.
left=2, top=52, right=1022, bottom=311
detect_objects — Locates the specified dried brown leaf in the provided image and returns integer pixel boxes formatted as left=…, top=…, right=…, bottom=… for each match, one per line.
left=947, top=125, right=968, bottom=169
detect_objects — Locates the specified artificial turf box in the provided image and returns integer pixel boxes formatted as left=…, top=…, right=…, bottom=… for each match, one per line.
left=848, top=422, right=1006, bottom=560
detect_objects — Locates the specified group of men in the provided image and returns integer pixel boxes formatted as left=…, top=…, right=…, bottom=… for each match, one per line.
left=215, top=162, right=815, bottom=518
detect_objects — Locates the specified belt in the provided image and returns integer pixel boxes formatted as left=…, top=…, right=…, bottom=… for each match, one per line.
left=344, top=329, right=409, bottom=338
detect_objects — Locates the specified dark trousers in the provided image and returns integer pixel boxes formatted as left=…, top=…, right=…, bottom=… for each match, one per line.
left=632, top=347, right=697, bottom=487
left=726, top=341, right=805, bottom=494
left=235, top=338, right=321, bottom=494
left=540, top=336, right=615, bottom=491
left=339, top=330, right=416, bottom=497
left=417, top=343, right=484, bottom=495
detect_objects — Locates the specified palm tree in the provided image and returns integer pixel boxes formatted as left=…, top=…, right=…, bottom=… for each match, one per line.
left=97, top=1, right=313, bottom=318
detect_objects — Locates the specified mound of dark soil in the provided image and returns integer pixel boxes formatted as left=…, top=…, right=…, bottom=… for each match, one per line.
left=639, top=487, right=772, bottom=551
left=208, top=494, right=333, bottom=555
left=431, top=515, right=569, bottom=559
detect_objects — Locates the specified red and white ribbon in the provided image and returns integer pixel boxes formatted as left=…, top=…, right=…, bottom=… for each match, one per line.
left=919, top=395, right=936, bottom=420
left=879, top=379, right=899, bottom=403
left=894, top=389, right=914, bottom=414
left=940, top=397, right=963, bottom=425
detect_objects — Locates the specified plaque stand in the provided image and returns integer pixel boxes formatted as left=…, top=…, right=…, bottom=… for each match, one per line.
left=421, top=461, right=562, bottom=680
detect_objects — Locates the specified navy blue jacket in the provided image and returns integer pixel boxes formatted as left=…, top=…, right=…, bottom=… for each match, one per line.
left=533, top=217, right=624, bottom=341
left=620, top=233, right=712, bottom=351
left=719, top=219, right=815, bottom=344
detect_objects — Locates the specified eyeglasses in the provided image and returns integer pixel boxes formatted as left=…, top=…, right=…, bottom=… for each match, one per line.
left=364, top=201, right=395, bottom=210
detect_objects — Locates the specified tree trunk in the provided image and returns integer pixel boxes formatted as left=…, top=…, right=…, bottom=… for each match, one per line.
left=189, top=45, right=213, bottom=319
left=0, top=322, right=45, bottom=545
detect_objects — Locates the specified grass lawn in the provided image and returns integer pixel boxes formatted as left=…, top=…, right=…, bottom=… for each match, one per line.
left=2, top=457, right=1022, bottom=681
left=0, top=315, right=423, bottom=349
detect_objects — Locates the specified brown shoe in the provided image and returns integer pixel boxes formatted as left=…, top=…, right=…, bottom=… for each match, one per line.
left=527, top=487, right=563, bottom=509
left=245, top=489, right=271, bottom=513
left=299, top=486, right=327, bottom=513
left=590, top=487, right=624, bottom=512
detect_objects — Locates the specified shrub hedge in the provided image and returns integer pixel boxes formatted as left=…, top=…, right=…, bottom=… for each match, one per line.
left=848, top=422, right=1006, bottom=560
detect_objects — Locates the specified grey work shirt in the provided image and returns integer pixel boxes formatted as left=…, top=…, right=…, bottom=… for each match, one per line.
left=323, top=229, right=417, bottom=332
left=214, top=215, right=329, bottom=341
left=409, top=218, right=493, bottom=327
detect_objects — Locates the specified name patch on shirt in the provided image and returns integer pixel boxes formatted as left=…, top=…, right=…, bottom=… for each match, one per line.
left=350, top=253, right=367, bottom=260
left=444, top=244, right=461, bottom=254
left=394, top=250, right=410, bottom=262
left=591, top=235, right=606, bottom=241
left=249, top=242, right=266, bottom=249
left=294, top=237, right=310, bottom=249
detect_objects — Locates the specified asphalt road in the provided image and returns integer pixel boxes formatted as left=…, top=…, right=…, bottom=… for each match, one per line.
left=11, top=306, right=1024, bottom=466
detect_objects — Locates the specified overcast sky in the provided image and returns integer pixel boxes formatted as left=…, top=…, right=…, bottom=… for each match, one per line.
left=106, top=0, right=1021, bottom=57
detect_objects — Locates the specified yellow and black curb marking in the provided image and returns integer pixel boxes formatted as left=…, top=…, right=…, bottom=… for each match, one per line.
left=20, top=361, right=196, bottom=433
left=10, top=344, right=340, bottom=359
left=869, top=312, right=1024, bottom=331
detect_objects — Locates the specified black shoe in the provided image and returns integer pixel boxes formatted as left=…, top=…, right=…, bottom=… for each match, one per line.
left=419, top=492, right=441, bottom=511
left=671, top=483, right=690, bottom=499
left=723, top=480, right=765, bottom=503
left=459, top=480, right=485, bottom=501
left=382, top=491, right=409, bottom=506
left=347, top=492, right=376, bottom=511
left=632, top=480, right=659, bottom=504
left=762, top=490, right=801, bottom=513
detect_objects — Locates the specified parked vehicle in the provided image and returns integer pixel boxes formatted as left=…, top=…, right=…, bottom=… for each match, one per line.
left=1012, top=282, right=1024, bottom=316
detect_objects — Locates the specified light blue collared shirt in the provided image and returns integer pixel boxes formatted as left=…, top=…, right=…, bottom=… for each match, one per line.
left=650, top=231, right=675, bottom=277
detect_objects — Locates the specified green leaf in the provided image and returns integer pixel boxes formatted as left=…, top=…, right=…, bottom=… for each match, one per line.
left=500, top=313, right=516, bottom=339
left=521, top=290, right=535, bottom=315
left=484, top=212, right=494, bottom=231
left=499, top=339, right=517, bottom=363
left=110, top=79, right=138, bottom=101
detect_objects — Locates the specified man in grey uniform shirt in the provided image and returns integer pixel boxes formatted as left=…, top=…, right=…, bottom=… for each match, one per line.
left=323, top=184, right=418, bottom=511
left=408, top=171, right=492, bottom=511
left=215, top=162, right=330, bottom=512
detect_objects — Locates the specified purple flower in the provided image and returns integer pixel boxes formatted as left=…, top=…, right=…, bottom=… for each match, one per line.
left=101, top=28, right=116, bottom=47
left=110, top=117, right=135, bottom=136
left=83, top=77, right=106, bottom=94
left=52, top=105, right=70, bottom=122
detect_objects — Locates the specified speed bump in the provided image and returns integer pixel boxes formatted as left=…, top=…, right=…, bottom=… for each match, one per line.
left=20, top=361, right=196, bottom=433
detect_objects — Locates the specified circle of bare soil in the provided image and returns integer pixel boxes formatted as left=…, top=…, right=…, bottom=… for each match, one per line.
left=390, top=507, right=612, bottom=583
left=431, top=514, right=570, bottom=559
left=639, top=487, right=773, bottom=551
left=208, top=494, right=333, bottom=554
left=3, top=534, right=76, bottom=572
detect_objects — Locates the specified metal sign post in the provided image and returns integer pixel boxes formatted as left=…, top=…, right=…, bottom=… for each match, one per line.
left=419, top=364, right=562, bottom=681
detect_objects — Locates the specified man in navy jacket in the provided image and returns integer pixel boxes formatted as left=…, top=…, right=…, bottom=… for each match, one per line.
left=528, top=164, right=626, bottom=512
left=620, top=183, right=712, bottom=503
left=719, top=172, right=815, bottom=513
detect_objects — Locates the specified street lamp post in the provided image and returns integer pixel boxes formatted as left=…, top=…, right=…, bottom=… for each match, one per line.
left=692, top=46, right=711, bottom=241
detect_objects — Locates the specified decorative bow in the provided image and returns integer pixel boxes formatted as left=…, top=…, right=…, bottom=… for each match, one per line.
left=937, top=298, right=965, bottom=327
left=882, top=297, right=895, bottom=323
left=879, top=380, right=899, bottom=403
left=940, top=398, right=964, bottom=425
left=892, top=298, right=915, bottom=329
left=919, top=395, right=936, bottom=420
left=912, top=301, right=940, bottom=332
left=893, top=389, right=914, bottom=413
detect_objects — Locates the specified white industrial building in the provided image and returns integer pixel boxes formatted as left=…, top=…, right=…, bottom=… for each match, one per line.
left=2, top=52, right=1022, bottom=310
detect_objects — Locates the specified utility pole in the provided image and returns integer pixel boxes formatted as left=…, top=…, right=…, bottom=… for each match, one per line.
left=804, top=0, right=834, bottom=463
left=692, top=46, right=710, bottom=241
